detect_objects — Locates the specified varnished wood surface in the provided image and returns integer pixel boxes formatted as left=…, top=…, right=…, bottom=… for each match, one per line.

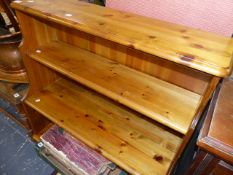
left=12, top=0, right=233, bottom=77
left=29, top=41, right=201, bottom=134
left=198, top=78, right=233, bottom=165
left=186, top=150, right=233, bottom=175
left=0, top=70, right=28, bottom=83
left=167, top=76, right=220, bottom=174
left=26, top=78, right=183, bottom=175
left=32, top=122, right=53, bottom=142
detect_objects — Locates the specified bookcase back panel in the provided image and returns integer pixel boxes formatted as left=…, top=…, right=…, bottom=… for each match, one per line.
left=55, top=24, right=212, bottom=95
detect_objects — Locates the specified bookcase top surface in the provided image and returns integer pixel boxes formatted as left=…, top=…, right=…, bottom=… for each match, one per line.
left=12, top=0, right=233, bottom=77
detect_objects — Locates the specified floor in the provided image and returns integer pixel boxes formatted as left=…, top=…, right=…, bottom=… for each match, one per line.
left=0, top=110, right=54, bottom=175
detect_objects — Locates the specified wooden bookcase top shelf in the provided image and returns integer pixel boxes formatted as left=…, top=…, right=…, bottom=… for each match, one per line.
left=12, top=0, right=233, bottom=175
left=12, top=0, right=233, bottom=77
left=29, top=41, right=201, bottom=134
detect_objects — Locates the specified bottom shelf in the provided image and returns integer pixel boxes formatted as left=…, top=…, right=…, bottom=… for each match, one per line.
left=26, top=78, right=183, bottom=175
left=33, top=123, right=53, bottom=142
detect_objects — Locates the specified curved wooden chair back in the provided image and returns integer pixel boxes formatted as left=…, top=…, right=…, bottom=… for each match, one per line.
left=0, top=0, right=20, bottom=32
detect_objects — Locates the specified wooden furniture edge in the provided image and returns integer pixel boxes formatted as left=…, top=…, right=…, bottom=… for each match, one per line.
left=197, top=79, right=233, bottom=165
left=198, top=137, right=233, bottom=165
left=0, top=70, right=28, bottom=83
left=167, top=76, right=220, bottom=174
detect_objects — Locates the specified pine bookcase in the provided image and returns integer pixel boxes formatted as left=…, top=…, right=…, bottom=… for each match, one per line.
left=12, top=1, right=233, bottom=175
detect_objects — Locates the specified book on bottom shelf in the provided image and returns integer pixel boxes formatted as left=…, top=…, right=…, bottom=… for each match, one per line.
left=38, top=125, right=127, bottom=175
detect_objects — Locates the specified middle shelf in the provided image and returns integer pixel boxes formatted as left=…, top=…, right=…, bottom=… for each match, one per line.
left=29, top=41, right=202, bottom=134
left=26, top=78, right=183, bottom=175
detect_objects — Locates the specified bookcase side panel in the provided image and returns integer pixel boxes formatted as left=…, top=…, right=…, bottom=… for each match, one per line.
left=15, top=12, right=59, bottom=135
left=16, top=12, right=60, bottom=95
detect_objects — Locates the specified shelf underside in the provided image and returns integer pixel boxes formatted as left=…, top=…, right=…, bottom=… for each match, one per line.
left=26, top=78, right=183, bottom=175
left=29, top=41, right=201, bottom=134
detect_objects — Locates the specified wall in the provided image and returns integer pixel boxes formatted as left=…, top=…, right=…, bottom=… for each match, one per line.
left=106, top=0, right=233, bottom=37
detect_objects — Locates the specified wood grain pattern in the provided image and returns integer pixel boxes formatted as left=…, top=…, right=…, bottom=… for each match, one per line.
left=11, top=0, right=233, bottom=77
left=55, top=24, right=211, bottom=95
left=0, top=70, right=28, bottom=83
left=29, top=41, right=201, bottom=134
left=168, top=76, right=220, bottom=174
left=26, top=78, right=183, bottom=175
left=22, top=104, right=50, bottom=136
